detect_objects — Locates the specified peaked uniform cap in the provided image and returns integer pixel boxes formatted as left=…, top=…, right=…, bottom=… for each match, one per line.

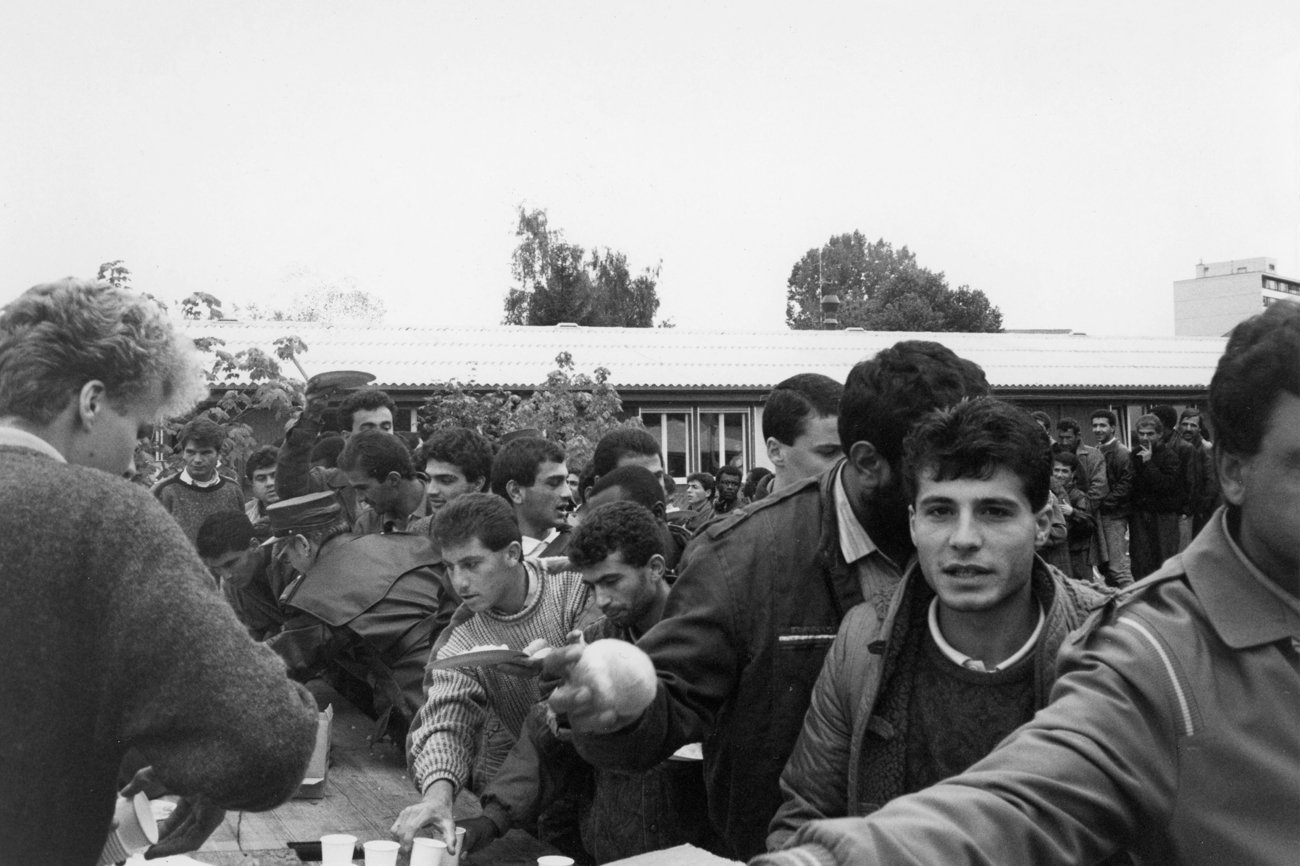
left=261, top=491, right=342, bottom=545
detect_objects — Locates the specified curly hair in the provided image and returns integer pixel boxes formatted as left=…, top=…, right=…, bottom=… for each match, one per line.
left=0, top=279, right=206, bottom=424
left=176, top=417, right=226, bottom=452
left=568, top=501, right=664, bottom=570
left=1210, top=302, right=1300, bottom=457
left=903, top=397, right=1052, bottom=512
left=245, top=445, right=279, bottom=480
left=490, top=437, right=566, bottom=499
left=416, top=427, right=493, bottom=488
left=840, top=340, right=989, bottom=464
left=589, top=465, right=667, bottom=512
left=337, top=389, right=396, bottom=432
left=196, top=510, right=257, bottom=559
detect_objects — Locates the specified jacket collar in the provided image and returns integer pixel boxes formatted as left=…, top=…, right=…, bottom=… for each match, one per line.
left=1179, top=507, right=1299, bottom=649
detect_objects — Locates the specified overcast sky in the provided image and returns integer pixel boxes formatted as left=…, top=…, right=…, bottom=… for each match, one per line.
left=3, top=1, right=1297, bottom=336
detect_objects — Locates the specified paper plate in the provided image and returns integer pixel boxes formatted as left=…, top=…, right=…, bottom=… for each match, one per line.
left=669, top=742, right=704, bottom=761
left=427, top=648, right=532, bottom=670
left=306, top=370, right=375, bottom=392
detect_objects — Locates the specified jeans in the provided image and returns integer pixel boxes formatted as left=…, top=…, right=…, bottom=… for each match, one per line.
left=1099, top=515, right=1132, bottom=587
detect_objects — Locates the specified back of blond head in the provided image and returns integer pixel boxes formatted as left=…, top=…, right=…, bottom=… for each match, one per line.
left=0, top=278, right=208, bottom=423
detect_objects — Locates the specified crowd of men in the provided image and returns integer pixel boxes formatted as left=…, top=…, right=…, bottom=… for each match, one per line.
left=1, top=276, right=1295, bottom=866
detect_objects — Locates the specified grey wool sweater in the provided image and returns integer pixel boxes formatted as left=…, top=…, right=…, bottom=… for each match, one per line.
left=0, top=446, right=320, bottom=866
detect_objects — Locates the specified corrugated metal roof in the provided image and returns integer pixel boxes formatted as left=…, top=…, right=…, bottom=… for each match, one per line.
left=184, top=322, right=1227, bottom=391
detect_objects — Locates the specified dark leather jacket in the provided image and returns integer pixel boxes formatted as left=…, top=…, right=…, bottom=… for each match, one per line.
left=570, top=463, right=904, bottom=859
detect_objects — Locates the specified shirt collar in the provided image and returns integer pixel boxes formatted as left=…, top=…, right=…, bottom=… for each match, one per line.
left=180, top=467, right=221, bottom=488
left=0, top=426, right=67, bottom=463
left=928, top=595, right=1046, bottom=672
left=1182, top=508, right=1300, bottom=647
left=833, top=463, right=881, bottom=564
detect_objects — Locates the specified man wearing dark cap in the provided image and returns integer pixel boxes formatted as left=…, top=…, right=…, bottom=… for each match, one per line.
left=276, top=385, right=401, bottom=529
left=265, top=491, right=458, bottom=740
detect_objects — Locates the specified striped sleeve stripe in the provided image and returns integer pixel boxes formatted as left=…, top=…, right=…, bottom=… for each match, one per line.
left=1117, top=615, right=1195, bottom=737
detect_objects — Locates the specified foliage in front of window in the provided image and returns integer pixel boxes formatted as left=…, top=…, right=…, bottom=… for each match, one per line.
left=419, top=351, right=642, bottom=470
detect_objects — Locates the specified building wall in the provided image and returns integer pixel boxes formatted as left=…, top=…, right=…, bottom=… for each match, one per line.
left=1173, top=272, right=1269, bottom=336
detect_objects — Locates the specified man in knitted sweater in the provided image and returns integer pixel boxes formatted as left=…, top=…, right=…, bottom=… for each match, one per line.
left=393, top=493, right=590, bottom=853
left=154, top=416, right=246, bottom=545
left=0, top=279, right=319, bottom=866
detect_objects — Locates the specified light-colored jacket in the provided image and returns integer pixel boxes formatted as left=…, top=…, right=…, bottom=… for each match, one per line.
left=753, top=507, right=1300, bottom=866
left=767, top=558, right=1108, bottom=851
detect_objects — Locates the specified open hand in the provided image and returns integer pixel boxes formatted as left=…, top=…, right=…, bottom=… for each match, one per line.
left=144, top=796, right=226, bottom=859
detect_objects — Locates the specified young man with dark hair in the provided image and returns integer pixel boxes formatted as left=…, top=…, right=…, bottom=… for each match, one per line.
left=1090, top=408, right=1135, bottom=588
left=264, top=490, right=455, bottom=742
left=546, top=340, right=990, bottom=859
left=1130, top=412, right=1184, bottom=578
left=153, top=416, right=246, bottom=544
left=310, top=434, right=345, bottom=469
left=490, top=436, right=574, bottom=556
left=277, top=385, right=400, bottom=528
left=466, top=501, right=719, bottom=862
left=755, top=289, right=1300, bottom=866
left=0, top=278, right=317, bottom=864
left=712, top=463, right=745, bottom=514
left=769, top=398, right=1108, bottom=849
left=244, top=444, right=280, bottom=528
left=763, top=373, right=844, bottom=492
left=1054, top=417, right=1108, bottom=576
left=415, top=426, right=493, bottom=514
left=393, top=493, right=590, bottom=854
left=197, top=510, right=292, bottom=640
left=338, top=429, right=431, bottom=534
left=590, top=427, right=666, bottom=492
left=1178, top=407, right=1219, bottom=538
left=586, top=464, right=692, bottom=578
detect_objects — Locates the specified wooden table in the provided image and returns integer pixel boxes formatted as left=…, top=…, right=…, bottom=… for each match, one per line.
left=193, top=681, right=559, bottom=865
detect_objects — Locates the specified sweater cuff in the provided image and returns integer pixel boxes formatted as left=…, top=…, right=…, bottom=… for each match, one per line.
left=749, top=843, right=839, bottom=866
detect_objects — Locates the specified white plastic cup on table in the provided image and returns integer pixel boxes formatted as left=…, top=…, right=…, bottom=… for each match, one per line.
left=320, top=833, right=358, bottom=866
left=97, top=791, right=158, bottom=866
left=444, top=826, right=468, bottom=866
left=363, top=839, right=400, bottom=866
left=411, top=837, right=447, bottom=866
left=538, top=857, right=576, bottom=866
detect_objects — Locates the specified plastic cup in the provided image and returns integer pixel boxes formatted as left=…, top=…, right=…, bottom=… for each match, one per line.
left=411, top=837, right=447, bottom=866
left=97, top=792, right=159, bottom=866
left=321, top=833, right=358, bottom=866
left=445, top=826, right=467, bottom=866
left=538, top=858, right=576, bottom=866
left=363, top=839, right=400, bottom=866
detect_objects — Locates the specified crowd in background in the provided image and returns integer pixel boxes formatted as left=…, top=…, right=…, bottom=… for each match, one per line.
left=2, top=277, right=1295, bottom=866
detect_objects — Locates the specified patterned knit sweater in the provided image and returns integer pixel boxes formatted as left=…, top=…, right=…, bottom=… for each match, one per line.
left=153, top=471, right=246, bottom=545
left=408, top=559, right=590, bottom=793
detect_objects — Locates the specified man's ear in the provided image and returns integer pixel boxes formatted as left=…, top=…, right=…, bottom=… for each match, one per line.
left=1034, top=501, right=1054, bottom=547
left=470, top=476, right=487, bottom=493
left=247, top=537, right=261, bottom=553
left=1217, top=447, right=1247, bottom=508
left=847, top=440, right=886, bottom=483
left=384, top=471, right=403, bottom=487
left=766, top=437, right=786, bottom=469
left=646, top=553, right=667, bottom=581
left=652, top=500, right=667, bottom=521
left=583, top=485, right=594, bottom=504
left=77, top=380, right=108, bottom=431
left=505, top=479, right=525, bottom=506
left=504, top=540, right=523, bottom=563
left=908, top=504, right=918, bottom=545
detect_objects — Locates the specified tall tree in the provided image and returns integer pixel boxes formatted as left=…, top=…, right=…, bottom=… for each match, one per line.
left=503, top=207, right=662, bottom=327
left=785, top=232, right=1002, bottom=332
